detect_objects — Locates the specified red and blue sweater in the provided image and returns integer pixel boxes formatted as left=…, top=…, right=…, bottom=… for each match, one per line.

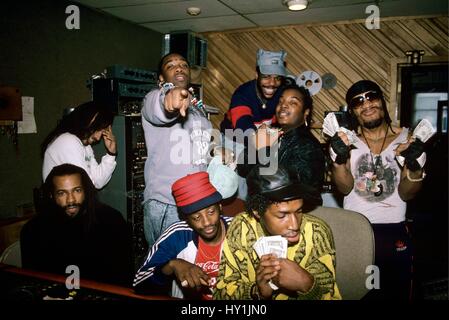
left=220, top=80, right=282, bottom=133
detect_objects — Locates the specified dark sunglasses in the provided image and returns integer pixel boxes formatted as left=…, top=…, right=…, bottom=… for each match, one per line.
left=349, top=91, right=382, bottom=109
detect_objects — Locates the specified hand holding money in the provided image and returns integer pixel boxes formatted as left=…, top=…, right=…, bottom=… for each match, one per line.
left=413, top=119, right=436, bottom=143
left=396, top=119, right=435, bottom=170
left=323, top=113, right=356, bottom=164
left=330, top=133, right=351, bottom=164
left=399, top=139, right=426, bottom=171
left=323, top=112, right=357, bottom=144
left=255, top=254, right=280, bottom=299
left=253, top=236, right=288, bottom=291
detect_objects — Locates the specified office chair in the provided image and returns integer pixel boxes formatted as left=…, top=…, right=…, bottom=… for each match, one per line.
left=0, top=240, right=22, bottom=268
left=309, top=206, right=375, bottom=300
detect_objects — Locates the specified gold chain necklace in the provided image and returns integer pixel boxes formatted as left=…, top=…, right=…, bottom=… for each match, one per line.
left=361, top=126, right=388, bottom=197
left=197, top=222, right=225, bottom=260
left=255, top=82, right=267, bottom=109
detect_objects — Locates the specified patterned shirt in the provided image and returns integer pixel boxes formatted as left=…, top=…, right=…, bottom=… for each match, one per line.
left=213, top=212, right=341, bottom=300
left=344, top=128, right=409, bottom=223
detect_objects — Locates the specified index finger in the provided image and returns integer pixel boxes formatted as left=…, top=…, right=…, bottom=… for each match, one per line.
left=179, top=104, right=188, bottom=117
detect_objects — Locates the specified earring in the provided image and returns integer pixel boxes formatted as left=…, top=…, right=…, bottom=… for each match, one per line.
left=305, top=119, right=308, bottom=127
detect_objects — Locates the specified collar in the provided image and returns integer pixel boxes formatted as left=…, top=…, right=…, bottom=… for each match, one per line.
left=281, top=124, right=308, bottom=140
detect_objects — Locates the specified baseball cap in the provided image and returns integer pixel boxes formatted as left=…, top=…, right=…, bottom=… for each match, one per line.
left=257, top=49, right=288, bottom=77
left=172, top=172, right=222, bottom=215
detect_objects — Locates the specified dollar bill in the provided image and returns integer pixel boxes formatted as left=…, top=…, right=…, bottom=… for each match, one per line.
left=396, top=152, right=427, bottom=168
left=253, top=236, right=287, bottom=258
left=269, top=281, right=279, bottom=291
left=323, top=112, right=357, bottom=146
left=413, top=119, right=436, bottom=143
left=338, top=127, right=357, bottom=145
left=253, top=236, right=288, bottom=292
left=323, top=112, right=339, bottom=137
left=395, top=119, right=433, bottom=168
left=253, top=238, right=264, bottom=258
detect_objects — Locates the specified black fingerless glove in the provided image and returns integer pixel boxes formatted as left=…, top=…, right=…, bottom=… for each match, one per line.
left=330, top=133, right=350, bottom=164
left=400, top=139, right=425, bottom=171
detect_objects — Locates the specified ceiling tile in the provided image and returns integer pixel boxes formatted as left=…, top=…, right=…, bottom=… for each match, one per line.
left=74, top=0, right=448, bottom=34
left=220, top=0, right=376, bottom=14
left=102, top=0, right=235, bottom=23
left=247, top=3, right=369, bottom=27
left=141, top=15, right=256, bottom=33
left=379, top=0, right=449, bottom=16
left=75, top=0, right=182, bottom=8
left=220, top=0, right=286, bottom=14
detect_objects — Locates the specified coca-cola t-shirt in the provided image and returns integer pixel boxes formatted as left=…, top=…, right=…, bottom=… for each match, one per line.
left=195, top=237, right=223, bottom=300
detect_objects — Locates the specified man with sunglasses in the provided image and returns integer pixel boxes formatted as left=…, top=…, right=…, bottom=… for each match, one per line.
left=330, top=80, right=426, bottom=300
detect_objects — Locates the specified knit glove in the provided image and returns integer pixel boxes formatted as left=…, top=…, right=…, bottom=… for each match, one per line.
left=399, top=139, right=426, bottom=171
left=329, top=133, right=351, bottom=165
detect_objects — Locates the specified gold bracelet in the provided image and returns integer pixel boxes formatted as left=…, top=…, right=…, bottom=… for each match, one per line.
left=406, top=169, right=426, bottom=182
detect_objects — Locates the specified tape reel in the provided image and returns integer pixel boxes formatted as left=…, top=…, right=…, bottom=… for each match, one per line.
left=295, top=71, right=322, bottom=96
left=322, top=73, right=337, bottom=90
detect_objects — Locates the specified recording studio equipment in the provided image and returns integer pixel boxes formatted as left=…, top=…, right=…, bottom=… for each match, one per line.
left=90, top=69, right=157, bottom=271
left=0, top=265, right=173, bottom=301
left=91, top=78, right=157, bottom=115
left=105, top=65, right=158, bottom=83
left=163, top=31, right=208, bottom=68
left=94, top=115, right=148, bottom=272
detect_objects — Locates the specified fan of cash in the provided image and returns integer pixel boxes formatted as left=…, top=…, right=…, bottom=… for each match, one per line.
left=322, top=112, right=357, bottom=145
left=253, top=236, right=288, bottom=290
left=396, top=118, right=436, bottom=167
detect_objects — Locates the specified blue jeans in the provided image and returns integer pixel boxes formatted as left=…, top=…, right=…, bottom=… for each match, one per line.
left=143, top=199, right=181, bottom=248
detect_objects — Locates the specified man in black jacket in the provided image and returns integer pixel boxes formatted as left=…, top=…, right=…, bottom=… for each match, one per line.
left=238, top=84, right=325, bottom=203
left=21, top=164, right=133, bottom=286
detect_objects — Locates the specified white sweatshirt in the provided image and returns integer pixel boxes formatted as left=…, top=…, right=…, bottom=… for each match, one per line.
left=42, top=132, right=116, bottom=189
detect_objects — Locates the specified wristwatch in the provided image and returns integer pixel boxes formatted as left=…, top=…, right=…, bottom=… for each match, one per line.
left=250, top=283, right=261, bottom=300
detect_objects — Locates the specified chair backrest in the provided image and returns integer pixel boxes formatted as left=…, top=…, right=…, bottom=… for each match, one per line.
left=0, top=240, right=22, bottom=268
left=309, top=206, right=375, bottom=300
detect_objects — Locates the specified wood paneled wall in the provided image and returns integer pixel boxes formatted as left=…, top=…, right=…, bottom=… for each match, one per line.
left=200, top=16, right=448, bottom=135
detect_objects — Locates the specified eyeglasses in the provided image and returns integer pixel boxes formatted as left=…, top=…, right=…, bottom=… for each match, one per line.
left=349, top=91, right=382, bottom=109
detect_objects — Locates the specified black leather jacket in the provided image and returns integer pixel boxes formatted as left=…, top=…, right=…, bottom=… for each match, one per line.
left=238, top=125, right=325, bottom=201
